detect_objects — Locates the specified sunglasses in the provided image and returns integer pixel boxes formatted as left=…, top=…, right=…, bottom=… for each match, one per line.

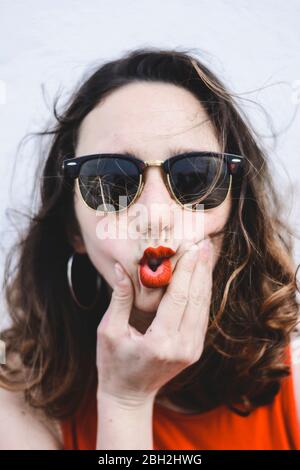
left=62, top=151, right=244, bottom=213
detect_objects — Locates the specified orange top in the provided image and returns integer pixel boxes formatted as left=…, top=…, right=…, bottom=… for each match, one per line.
left=60, top=345, right=300, bottom=450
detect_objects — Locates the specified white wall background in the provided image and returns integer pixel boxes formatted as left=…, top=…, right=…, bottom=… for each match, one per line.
left=0, top=0, right=300, bottom=327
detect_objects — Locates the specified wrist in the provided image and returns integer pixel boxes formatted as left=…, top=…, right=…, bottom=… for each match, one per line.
left=96, top=389, right=154, bottom=450
left=97, top=389, right=156, bottom=411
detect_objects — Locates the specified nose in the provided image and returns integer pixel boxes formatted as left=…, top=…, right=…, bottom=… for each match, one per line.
left=141, top=166, right=173, bottom=202
left=134, top=167, right=175, bottom=238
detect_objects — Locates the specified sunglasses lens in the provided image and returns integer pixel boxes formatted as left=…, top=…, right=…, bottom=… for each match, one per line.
left=168, top=154, right=230, bottom=209
left=78, top=157, right=140, bottom=211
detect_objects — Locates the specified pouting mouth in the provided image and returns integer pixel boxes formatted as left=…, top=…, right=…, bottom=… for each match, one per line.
left=139, top=246, right=176, bottom=271
left=146, top=257, right=165, bottom=272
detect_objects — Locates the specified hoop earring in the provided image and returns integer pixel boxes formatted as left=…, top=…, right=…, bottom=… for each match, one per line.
left=67, top=252, right=102, bottom=310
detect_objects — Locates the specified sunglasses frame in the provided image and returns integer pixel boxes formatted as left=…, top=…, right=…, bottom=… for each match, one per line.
left=62, top=151, right=245, bottom=213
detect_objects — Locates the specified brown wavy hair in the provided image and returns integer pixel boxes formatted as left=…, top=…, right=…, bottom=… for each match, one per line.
left=1, top=47, right=299, bottom=419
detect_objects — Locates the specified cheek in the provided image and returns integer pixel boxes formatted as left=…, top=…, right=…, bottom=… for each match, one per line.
left=74, top=194, right=97, bottom=247
left=203, top=197, right=231, bottom=268
left=74, top=193, right=104, bottom=263
left=86, top=238, right=135, bottom=289
left=74, top=198, right=135, bottom=285
left=203, top=190, right=231, bottom=234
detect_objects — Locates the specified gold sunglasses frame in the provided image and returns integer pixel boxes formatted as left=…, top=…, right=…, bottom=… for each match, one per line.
left=62, top=153, right=243, bottom=214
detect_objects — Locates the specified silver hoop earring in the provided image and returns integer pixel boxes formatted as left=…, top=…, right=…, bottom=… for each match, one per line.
left=67, top=252, right=102, bottom=310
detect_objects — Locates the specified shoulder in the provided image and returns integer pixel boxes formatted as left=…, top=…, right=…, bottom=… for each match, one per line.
left=0, top=386, right=63, bottom=450
left=291, top=335, right=300, bottom=429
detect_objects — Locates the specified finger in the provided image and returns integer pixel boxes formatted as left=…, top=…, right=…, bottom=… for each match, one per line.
left=179, top=238, right=213, bottom=336
left=101, top=263, right=134, bottom=334
left=149, top=243, right=201, bottom=334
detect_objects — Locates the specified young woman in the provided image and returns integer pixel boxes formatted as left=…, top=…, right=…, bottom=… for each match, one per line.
left=0, top=47, right=299, bottom=450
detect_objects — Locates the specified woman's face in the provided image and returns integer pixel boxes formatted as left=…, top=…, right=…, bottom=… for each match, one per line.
left=73, top=82, right=231, bottom=316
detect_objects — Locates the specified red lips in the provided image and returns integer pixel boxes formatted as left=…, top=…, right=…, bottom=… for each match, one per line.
left=138, top=246, right=176, bottom=289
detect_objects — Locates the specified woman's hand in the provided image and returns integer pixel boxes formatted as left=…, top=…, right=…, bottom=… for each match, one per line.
left=96, top=238, right=213, bottom=407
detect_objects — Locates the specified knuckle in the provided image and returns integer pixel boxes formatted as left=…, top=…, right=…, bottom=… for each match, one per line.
left=189, top=292, right=202, bottom=306
left=156, top=349, right=172, bottom=362
left=112, top=290, right=130, bottom=303
left=168, top=290, right=188, bottom=306
left=145, top=338, right=173, bottom=362
left=203, top=287, right=212, bottom=304
left=176, top=343, right=195, bottom=364
left=97, top=326, right=109, bottom=341
left=97, top=320, right=105, bottom=337
left=191, top=283, right=212, bottom=306
left=192, top=347, right=203, bottom=363
left=97, top=323, right=117, bottom=343
left=178, top=351, right=194, bottom=365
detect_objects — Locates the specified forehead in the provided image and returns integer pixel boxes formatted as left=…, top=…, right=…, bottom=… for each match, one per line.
left=76, top=82, right=220, bottom=158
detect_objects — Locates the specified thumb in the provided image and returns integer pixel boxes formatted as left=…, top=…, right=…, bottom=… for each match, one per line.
left=107, top=262, right=134, bottom=331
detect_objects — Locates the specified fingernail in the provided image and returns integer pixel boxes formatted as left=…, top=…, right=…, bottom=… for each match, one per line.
left=114, top=263, right=125, bottom=282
